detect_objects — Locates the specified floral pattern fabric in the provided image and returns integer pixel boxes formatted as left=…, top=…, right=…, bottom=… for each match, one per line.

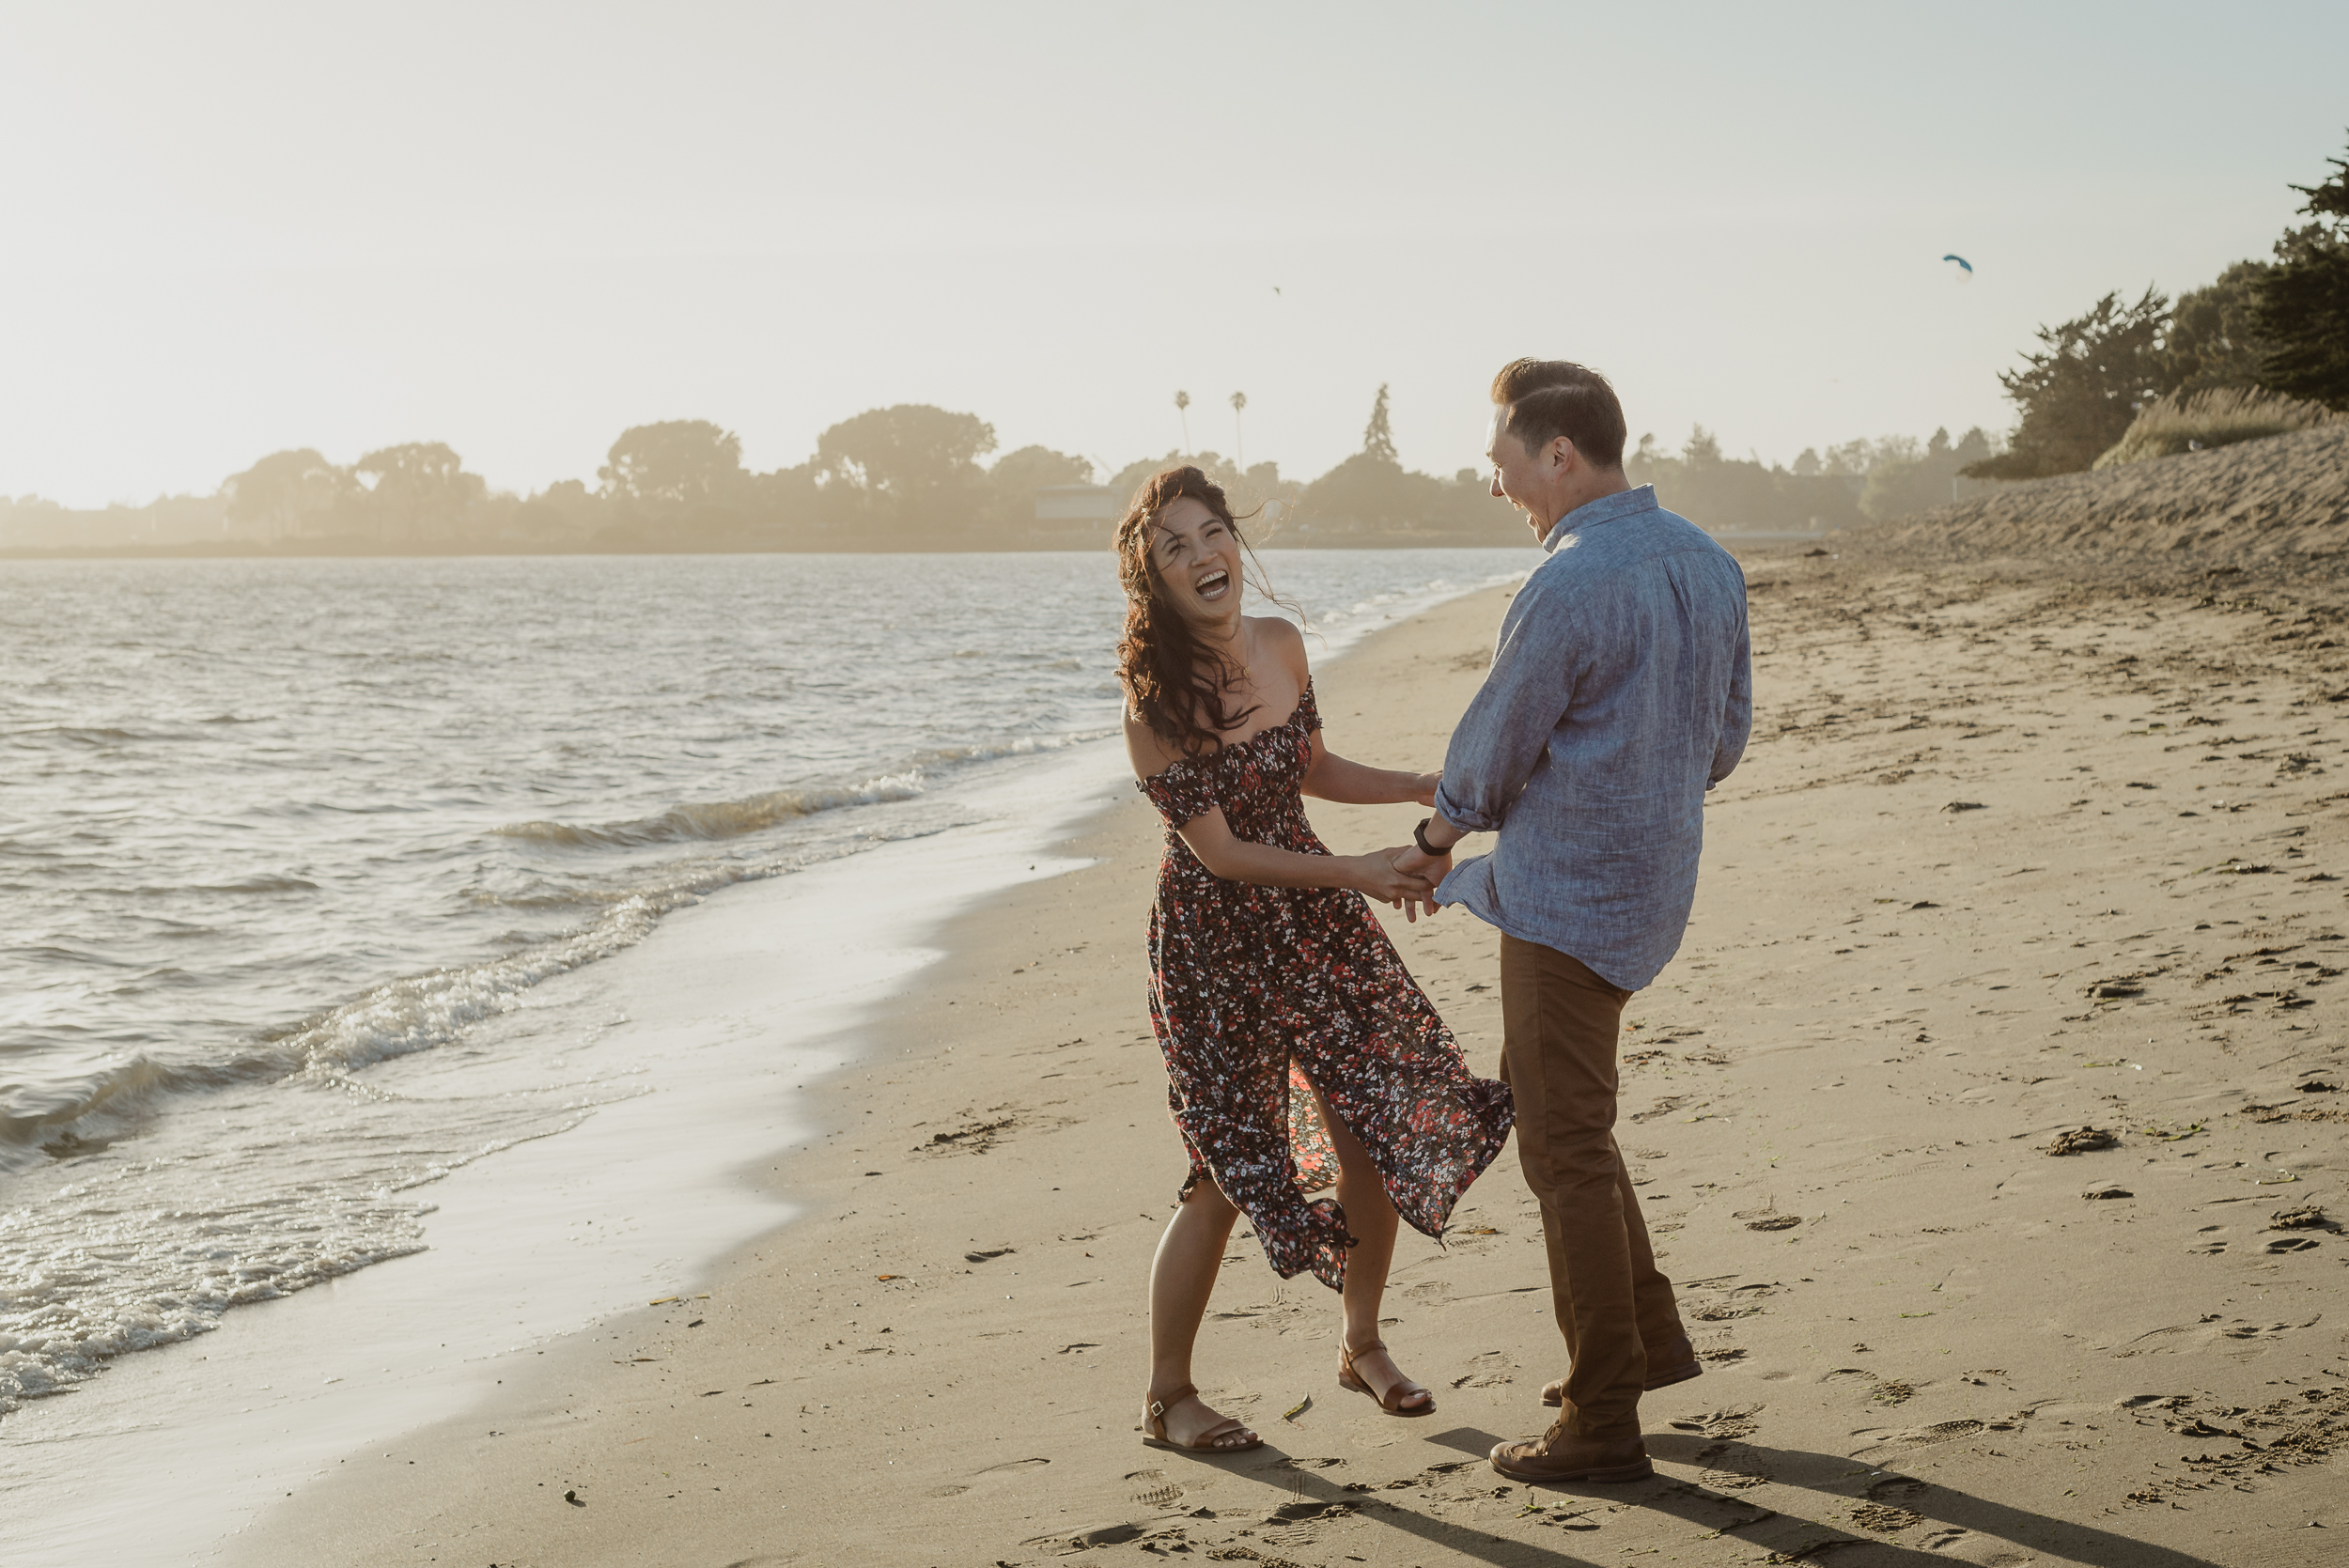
left=1137, top=681, right=1515, bottom=1291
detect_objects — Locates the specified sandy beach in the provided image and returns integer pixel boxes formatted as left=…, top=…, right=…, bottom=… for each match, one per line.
left=199, top=538, right=2349, bottom=1568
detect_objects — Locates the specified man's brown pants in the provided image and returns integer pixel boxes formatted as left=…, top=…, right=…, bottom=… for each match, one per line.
left=1500, top=934, right=1687, bottom=1438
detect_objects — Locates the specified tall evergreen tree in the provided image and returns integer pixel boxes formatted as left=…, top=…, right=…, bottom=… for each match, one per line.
left=1361, top=384, right=1399, bottom=463
left=1964, top=288, right=2171, bottom=478
left=2255, top=137, right=2349, bottom=410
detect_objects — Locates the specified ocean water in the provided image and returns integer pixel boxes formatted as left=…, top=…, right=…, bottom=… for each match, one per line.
left=0, top=547, right=1532, bottom=1415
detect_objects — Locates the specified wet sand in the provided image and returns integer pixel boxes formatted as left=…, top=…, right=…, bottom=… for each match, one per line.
left=233, top=560, right=2346, bottom=1568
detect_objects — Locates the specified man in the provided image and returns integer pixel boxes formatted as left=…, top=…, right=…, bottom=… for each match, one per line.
left=1396, top=358, right=1752, bottom=1483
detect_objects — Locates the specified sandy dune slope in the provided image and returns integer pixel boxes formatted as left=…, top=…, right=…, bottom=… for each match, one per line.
left=1872, top=427, right=2349, bottom=568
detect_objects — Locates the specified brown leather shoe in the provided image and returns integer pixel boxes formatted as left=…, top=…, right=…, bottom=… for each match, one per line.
left=1489, top=1426, right=1654, bottom=1483
left=1538, top=1334, right=1703, bottom=1406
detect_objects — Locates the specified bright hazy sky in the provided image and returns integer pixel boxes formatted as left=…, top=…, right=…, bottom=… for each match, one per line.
left=4, top=2, right=2344, bottom=507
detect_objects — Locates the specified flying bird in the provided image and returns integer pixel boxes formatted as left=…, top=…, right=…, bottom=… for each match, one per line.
left=1942, top=254, right=1973, bottom=280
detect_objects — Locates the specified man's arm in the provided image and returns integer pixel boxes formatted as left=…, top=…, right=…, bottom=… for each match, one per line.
left=1407, top=578, right=1575, bottom=865
left=1710, top=598, right=1753, bottom=785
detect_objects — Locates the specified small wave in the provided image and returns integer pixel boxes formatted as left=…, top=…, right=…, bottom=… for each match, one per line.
left=494, top=735, right=1110, bottom=851
left=10, top=724, right=148, bottom=746
left=0, top=861, right=754, bottom=1174
left=900, top=728, right=1115, bottom=773
left=0, top=1056, right=181, bottom=1169
left=191, top=876, right=319, bottom=894
left=499, top=772, right=926, bottom=848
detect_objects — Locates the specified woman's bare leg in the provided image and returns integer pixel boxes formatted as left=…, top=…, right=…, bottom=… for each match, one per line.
left=1145, top=1181, right=1258, bottom=1446
left=1326, top=1104, right=1430, bottom=1411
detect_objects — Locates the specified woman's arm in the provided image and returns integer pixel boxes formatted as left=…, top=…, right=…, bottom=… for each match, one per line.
left=1263, top=617, right=1438, bottom=807
left=1126, top=709, right=1430, bottom=902
left=1300, top=732, right=1439, bottom=807
left=1174, top=807, right=1431, bottom=902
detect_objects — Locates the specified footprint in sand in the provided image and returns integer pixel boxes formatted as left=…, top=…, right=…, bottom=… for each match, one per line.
left=1854, top=1419, right=1985, bottom=1457
left=1700, top=1464, right=1769, bottom=1491
left=1023, top=1522, right=1143, bottom=1550
left=1852, top=1502, right=1921, bottom=1531
left=920, top=1114, right=1018, bottom=1154
left=1668, top=1405, right=1764, bottom=1439
left=1449, top=1349, right=1516, bottom=1389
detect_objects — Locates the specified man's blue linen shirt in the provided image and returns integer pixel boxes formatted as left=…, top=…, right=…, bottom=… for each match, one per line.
left=1431, top=485, right=1752, bottom=991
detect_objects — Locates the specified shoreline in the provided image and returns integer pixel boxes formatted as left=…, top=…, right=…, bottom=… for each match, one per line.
left=222, top=581, right=1532, bottom=1568
left=18, top=550, right=2348, bottom=1566
left=0, top=572, right=1514, bottom=1567
left=0, top=744, right=1135, bottom=1566
left=242, top=551, right=2348, bottom=1565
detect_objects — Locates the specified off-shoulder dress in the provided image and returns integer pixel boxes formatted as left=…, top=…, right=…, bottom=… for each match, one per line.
left=1136, top=681, right=1514, bottom=1290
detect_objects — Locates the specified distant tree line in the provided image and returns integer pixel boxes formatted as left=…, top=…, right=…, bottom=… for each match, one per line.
left=1968, top=132, right=2349, bottom=479
left=4, top=376, right=2012, bottom=553
left=204, top=408, right=1103, bottom=550
left=0, top=391, right=1532, bottom=553
left=1623, top=425, right=1999, bottom=533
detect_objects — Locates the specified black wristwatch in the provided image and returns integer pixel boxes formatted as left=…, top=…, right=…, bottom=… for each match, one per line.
left=1413, top=816, right=1449, bottom=858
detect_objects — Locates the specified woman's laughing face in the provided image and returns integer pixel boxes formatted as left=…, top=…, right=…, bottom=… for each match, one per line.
left=1148, top=495, right=1242, bottom=627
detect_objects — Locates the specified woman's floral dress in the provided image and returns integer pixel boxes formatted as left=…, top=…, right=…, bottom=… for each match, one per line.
left=1138, top=681, right=1514, bottom=1291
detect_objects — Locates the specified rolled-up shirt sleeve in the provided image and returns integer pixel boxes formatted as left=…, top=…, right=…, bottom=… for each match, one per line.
left=1431, top=580, right=1574, bottom=834
left=1709, top=599, right=1752, bottom=784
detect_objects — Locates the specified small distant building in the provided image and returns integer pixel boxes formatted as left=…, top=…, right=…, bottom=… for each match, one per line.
left=1034, top=486, right=1124, bottom=535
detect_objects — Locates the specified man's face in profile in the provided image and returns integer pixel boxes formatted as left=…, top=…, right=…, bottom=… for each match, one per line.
left=1486, top=410, right=1553, bottom=535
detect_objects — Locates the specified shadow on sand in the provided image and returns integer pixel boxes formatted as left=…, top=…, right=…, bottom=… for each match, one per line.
left=1104, top=1425, right=2221, bottom=1568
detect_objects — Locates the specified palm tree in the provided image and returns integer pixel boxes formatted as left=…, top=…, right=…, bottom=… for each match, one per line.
left=1174, top=390, right=1191, bottom=452
left=1230, top=391, right=1248, bottom=470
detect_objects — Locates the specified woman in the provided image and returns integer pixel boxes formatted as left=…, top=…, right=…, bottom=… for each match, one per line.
left=1117, top=466, right=1514, bottom=1453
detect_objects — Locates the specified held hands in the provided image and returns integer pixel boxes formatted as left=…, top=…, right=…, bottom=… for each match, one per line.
left=1361, top=845, right=1449, bottom=924
left=1391, top=842, right=1452, bottom=921
left=1353, top=849, right=1436, bottom=913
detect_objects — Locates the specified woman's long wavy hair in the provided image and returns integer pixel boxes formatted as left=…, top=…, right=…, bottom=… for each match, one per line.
left=1114, top=465, right=1290, bottom=756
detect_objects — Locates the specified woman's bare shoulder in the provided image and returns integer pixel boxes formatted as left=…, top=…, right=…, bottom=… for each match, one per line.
left=1123, top=710, right=1188, bottom=779
left=1251, top=614, right=1310, bottom=684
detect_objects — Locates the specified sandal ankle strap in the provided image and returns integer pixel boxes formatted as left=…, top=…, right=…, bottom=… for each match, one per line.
left=1146, top=1382, right=1199, bottom=1419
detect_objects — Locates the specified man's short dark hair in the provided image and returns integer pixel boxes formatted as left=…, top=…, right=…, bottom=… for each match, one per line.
left=1491, top=358, right=1626, bottom=471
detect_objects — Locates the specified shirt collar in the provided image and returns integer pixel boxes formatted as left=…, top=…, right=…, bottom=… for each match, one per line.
left=1541, top=484, right=1659, bottom=553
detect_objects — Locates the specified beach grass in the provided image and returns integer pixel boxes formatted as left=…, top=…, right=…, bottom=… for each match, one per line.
left=2094, top=384, right=2344, bottom=469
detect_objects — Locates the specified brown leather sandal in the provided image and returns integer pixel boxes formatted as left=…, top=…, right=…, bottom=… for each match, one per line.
left=1338, top=1339, right=1434, bottom=1417
left=1142, top=1384, right=1262, bottom=1452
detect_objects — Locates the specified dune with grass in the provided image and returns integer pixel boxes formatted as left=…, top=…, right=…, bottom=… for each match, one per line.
left=1875, top=424, right=2349, bottom=570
